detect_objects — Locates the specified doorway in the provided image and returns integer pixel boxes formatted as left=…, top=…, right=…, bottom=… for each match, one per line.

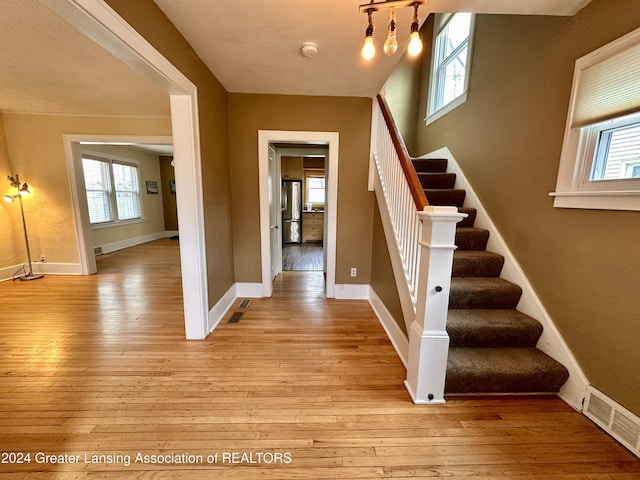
left=280, top=152, right=326, bottom=272
left=51, top=0, right=209, bottom=340
left=258, top=130, right=339, bottom=298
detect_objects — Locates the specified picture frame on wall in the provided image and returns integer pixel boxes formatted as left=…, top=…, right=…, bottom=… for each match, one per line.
left=146, top=181, right=158, bottom=194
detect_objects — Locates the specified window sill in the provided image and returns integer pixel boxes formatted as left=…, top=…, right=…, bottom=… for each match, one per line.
left=425, top=93, right=468, bottom=126
left=550, top=190, right=640, bottom=211
left=91, top=218, right=145, bottom=230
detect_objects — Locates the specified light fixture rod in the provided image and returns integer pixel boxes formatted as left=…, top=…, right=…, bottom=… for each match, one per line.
left=359, top=0, right=423, bottom=14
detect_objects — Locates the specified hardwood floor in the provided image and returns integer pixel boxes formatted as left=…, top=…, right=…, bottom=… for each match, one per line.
left=0, top=239, right=638, bottom=479
left=282, top=243, right=323, bottom=271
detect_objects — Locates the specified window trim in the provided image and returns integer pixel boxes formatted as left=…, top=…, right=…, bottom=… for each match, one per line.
left=82, top=150, right=144, bottom=226
left=426, top=12, right=476, bottom=125
left=551, top=26, right=640, bottom=211
left=304, top=169, right=325, bottom=207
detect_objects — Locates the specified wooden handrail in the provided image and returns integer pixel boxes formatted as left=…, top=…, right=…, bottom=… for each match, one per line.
left=376, top=93, right=429, bottom=210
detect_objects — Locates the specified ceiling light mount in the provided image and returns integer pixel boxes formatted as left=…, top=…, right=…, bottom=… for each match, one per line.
left=359, top=0, right=423, bottom=61
left=300, top=42, right=318, bottom=59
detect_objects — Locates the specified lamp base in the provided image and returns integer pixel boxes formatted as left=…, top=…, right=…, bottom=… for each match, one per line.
left=19, top=273, right=44, bottom=281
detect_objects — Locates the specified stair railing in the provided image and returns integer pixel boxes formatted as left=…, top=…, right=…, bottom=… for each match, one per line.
left=371, top=93, right=465, bottom=404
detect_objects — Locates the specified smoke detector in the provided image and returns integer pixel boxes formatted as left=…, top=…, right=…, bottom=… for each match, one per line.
left=300, top=42, right=318, bottom=58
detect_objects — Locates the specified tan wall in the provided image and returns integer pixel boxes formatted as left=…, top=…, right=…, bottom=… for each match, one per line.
left=383, top=52, right=423, bottom=154
left=371, top=201, right=406, bottom=335
left=159, top=156, right=178, bottom=231
left=1, top=113, right=171, bottom=268
left=82, top=145, right=166, bottom=248
left=228, top=94, right=373, bottom=284
left=0, top=115, right=23, bottom=269
left=106, top=0, right=235, bottom=306
left=399, top=0, right=640, bottom=414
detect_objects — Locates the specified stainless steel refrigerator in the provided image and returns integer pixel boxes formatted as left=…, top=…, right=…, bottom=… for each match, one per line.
left=282, top=180, right=302, bottom=243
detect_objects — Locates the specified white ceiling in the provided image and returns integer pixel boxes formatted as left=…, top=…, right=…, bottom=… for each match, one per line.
left=0, top=0, right=593, bottom=119
left=153, top=0, right=594, bottom=98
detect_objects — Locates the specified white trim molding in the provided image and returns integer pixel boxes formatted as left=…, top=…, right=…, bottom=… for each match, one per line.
left=334, top=284, right=370, bottom=300
left=583, top=386, right=640, bottom=458
left=97, top=231, right=167, bottom=255
left=1, top=262, right=83, bottom=282
left=424, top=147, right=589, bottom=410
left=551, top=25, right=640, bottom=211
left=368, top=287, right=409, bottom=368
left=47, top=0, right=209, bottom=341
left=258, top=130, right=338, bottom=298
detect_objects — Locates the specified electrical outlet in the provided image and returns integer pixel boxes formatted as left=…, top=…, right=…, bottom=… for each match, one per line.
left=350, top=267, right=357, bottom=277
left=40, top=255, right=46, bottom=263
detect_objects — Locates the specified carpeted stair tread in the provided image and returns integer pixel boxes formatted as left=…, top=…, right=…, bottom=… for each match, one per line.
left=457, top=208, right=477, bottom=228
left=424, top=188, right=466, bottom=207
left=455, top=227, right=490, bottom=250
left=450, top=277, right=522, bottom=309
left=412, top=158, right=447, bottom=173
left=417, top=172, right=457, bottom=189
left=447, top=309, right=543, bottom=347
left=453, top=250, right=504, bottom=277
left=446, top=347, right=570, bottom=394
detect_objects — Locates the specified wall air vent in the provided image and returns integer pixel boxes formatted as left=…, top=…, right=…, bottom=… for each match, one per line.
left=94, top=246, right=103, bottom=255
left=583, top=386, right=640, bottom=458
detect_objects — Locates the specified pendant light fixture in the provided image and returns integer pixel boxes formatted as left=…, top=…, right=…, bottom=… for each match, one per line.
left=361, top=10, right=376, bottom=61
left=360, top=0, right=423, bottom=62
left=407, top=3, right=423, bottom=57
left=383, top=8, right=398, bottom=56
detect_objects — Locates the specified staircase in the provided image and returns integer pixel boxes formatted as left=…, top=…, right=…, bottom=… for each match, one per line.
left=413, top=158, right=570, bottom=394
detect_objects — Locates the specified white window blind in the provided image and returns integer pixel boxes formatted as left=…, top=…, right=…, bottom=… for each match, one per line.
left=82, top=158, right=113, bottom=224
left=112, top=162, right=141, bottom=220
left=82, top=155, right=141, bottom=225
left=572, top=37, right=640, bottom=128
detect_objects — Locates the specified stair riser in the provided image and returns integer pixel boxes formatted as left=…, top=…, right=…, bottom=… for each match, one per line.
left=448, top=328, right=541, bottom=348
left=412, top=158, right=447, bottom=173
left=458, top=208, right=477, bottom=228
left=453, top=256, right=504, bottom=277
left=455, top=229, right=489, bottom=250
left=425, top=189, right=466, bottom=208
left=418, top=173, right=456, bottom=189
left=449, top=285, right=522, bottom=309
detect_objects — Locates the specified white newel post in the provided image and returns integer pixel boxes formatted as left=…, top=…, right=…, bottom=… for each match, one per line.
left=405, top=205, right=466, bottom=404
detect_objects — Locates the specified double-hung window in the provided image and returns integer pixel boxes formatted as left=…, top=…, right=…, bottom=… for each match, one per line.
left=552, top=26, right=640, bottom=211
left=427, top=12, right=475, bottom=124
left=82, top=155, right=142, bottom=225
left=305, top=172, right=325, bottom=207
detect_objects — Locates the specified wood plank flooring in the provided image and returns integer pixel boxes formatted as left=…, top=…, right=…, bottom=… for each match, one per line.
left=282, top=243, right=324, bottom=271
left=0, top=238, right=638, bottom=479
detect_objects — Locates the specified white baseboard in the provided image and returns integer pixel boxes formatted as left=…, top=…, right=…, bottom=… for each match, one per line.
left=583, top=386, right=640, bottom=458
left=422, top=147, right=589, bottom=410
left=33, top=262, right=83, bottom=276
left=206, top=282, right=265, bottom=335
left=1, top=262, right=83, bottom=281
left=334, top=283, right=370, bottom=300
left=98, top=231, right=167, bottom=254
left=165, top=230, right=179, bottom=237
left=369, top=287, right=409, bottom=368
left=235, top=282, right=264, bottom=298
left=208, top=283, right=237, bottom=334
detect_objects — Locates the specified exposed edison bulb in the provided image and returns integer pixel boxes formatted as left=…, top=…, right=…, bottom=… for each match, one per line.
left=383, top=8, right=398, bottom=56
left=383, top=30, right=397, bottom=56
left=408, top=31, right=423, bottom=57
left=362, top=35, right=376, bottom=61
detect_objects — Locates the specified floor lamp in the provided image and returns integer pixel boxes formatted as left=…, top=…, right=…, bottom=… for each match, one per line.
left=4, top=174, right=43, bottom=281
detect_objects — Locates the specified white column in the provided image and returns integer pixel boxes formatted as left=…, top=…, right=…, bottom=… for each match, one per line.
left=405, top=206, right=466, bottom=404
